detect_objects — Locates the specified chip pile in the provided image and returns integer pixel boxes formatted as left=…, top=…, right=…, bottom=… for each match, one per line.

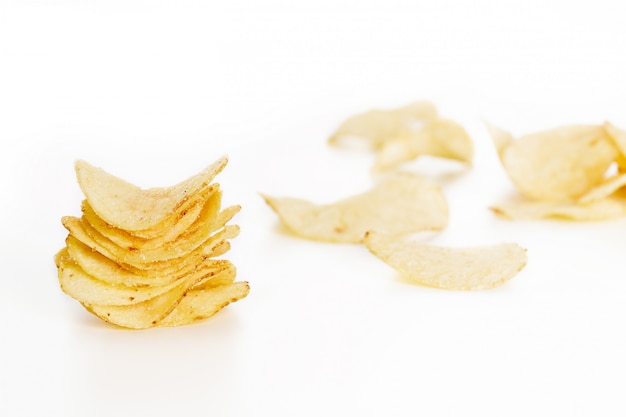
left=489, top=122, right=626, bottom=220
left=263, top=101, right=528, bottom=290
left=55, top=156, right=249, bottom=329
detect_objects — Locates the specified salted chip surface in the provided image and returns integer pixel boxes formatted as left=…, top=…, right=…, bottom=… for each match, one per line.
left=490, top=124, right=618, bottom=201
left=55, top=248, right=236, bottom=306
left=490, top=197, right=626, bottom=221
left=364, top=231, right=527, bottom=290
left=75, top=156, right=228, bottom=231
left=159, top=281, right=250, bottom=327
left=374, top=119, right=474, bottom=171
left=262, top=173, right=448, bottom=243
left=328, top=101, right=438, bottom=149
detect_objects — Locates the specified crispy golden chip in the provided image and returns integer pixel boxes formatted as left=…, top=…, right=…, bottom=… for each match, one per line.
left=65, top=235, right=226, bottom=286
left=490, top=197, right=626, bottom=221
left=159, top=281, right=250, bottom=327
left=262, top=173, right=448, bottom=243
left=364, top=231, right=527, bottom=290
left=328, top=101, right=438, bottom=149
left=81, top=186, right=214, bottom=246
left=490, top=124, right=618, bottom=201
left=75, top=156, right=228, bottom=232
left=83, top=272, right=207, bottom=329
left=374, top=119, right=474, bottom=171
left=62, top=206, right=240, bottom=265
left=56, top=248, right=236, bottom=306
left=577, top=173, right=626, bottom=204
left=81, top=186, right=222, bottom=251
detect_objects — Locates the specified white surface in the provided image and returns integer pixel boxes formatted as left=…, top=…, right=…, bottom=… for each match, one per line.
left=2, top=1, right=626, bottom=416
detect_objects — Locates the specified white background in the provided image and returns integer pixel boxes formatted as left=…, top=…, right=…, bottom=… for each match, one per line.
left=1, top=1, right=626, bottom=416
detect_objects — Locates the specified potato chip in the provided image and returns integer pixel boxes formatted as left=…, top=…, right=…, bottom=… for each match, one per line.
left=64, top=235, right=227, bottom=286
left=490, top=124, right=618, bottom=201
left=159, top=281, right=250, bottom=327
left=328, top=101, right=438, bottom=149
left=81, top=186, right=221, bottom=251
left=56, top=248, right=236, bottom=306
left=364, top=231, right=527, bottom=290
left=603, top=121, right=626, bottom=171
left=75, top=156, right=228, bottom=232
left=490, top=197, right=626, bottom=221
left=81, top=187, right=214, bottom=247
left=262, top=173, right=448, bottom=243
left=62, top=207, right=240, bottom=266
left=577, top=172, right=626, bottom=204
left=373, top=119, right=474, bottom=171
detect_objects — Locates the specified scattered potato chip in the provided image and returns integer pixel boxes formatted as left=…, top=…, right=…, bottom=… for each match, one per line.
left=577, top=172, right=626, bottom=204
left=374, top=119, right=474, bottom=171
left=490, top=124, right=618, bottom=202
left=603, top=121, right=626, bottom=171
left=56, top=157, right=248, bottom=329
left=328, top=101, right=439, bottom=150
left=262, top=173, right=448, bottom=243
left=490, top=197, right=626, bottom=221
left=364, top=231, right=527, bottom=290
left=75, top=156, right=228, bottom=232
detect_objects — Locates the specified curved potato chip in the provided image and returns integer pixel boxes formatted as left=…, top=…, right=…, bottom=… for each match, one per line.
left=364, top=231, right=527, bottom=290
left=490, top=125, right=618, bottom=201
left=603, top=121, right=626, bottom=171
left=328, top=101, right=438, bottom=149
left=75, top=156, right=228, bottom=231
left=56, top=248, right=236, bottom=306
left=64, top=235, right=226, bottom=286
left=62, top=206, right=240, bottom=265
left=81, top=187, right=222, bottom=251
left=374, top=119, right=474, bottom=171
left=578, top=173, right=626, bottom=204
left=159, top=281, right=250, bottom=327
left=490, top=197, right=626, bottom=221
left=262, top=173, right=448, bottom=243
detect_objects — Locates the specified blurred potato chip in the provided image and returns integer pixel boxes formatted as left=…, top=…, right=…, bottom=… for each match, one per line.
left=56, top=156, right=248, bottom=329
left=262, top=173, right=448, bottom=243
left=578, top=172, right=626, bottom=204
left=374, top=119, right=474, bottom=171
left=328, top=101, right=439, bottom=149
left=603, top=121, right=626, bottom=171
left=364, top=231, right=527, bottom=290
left=75, top=156, right=228, bottom=232
left=491, top=124, right=618, bottom=201
left=490, top=197, right=626, bottom=221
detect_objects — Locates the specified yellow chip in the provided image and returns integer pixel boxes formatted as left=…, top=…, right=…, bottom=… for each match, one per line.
left=75, top=156, right=228, bottom=232
left=373, top=119, right=474, bottom=171
left=62, top=207, right=240, bottom=266
left=262, top=173, right=448, bottom=243
left=159, top=281, right=250, bottom=327
left=490, top=124, right=618, bottom=201
left=603, top=121, right=626, bottom=171
left=490, top=197, right=626, bottom=221
left=328, top=101, right=438, bottom=150
left=81, top=186, right=222, bottom=252
left=55, top=248, right=236, bottom=306
left=364, top=231, right=527, bottom=290
left=577, top=172, right=626, bottom=204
